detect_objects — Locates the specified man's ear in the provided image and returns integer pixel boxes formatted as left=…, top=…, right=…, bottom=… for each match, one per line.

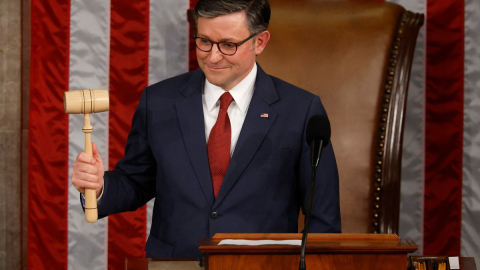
left=254, top=30, right=270, bottom=55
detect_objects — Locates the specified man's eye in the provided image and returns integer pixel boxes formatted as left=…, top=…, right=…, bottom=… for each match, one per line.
left=200, top=38, right=211, bottom=45
left=221, top=42, right=236, bottom=50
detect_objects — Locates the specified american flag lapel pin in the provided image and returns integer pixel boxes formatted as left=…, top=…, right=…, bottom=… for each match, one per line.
left=260, top=113, right=269, bottom=118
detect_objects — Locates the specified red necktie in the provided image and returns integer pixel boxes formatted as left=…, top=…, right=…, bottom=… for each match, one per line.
left=208, top=92, right=234, bottom=199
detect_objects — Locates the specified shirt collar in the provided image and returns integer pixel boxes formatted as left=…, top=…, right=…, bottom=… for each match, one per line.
left=204, top=63, right=257, bottom=114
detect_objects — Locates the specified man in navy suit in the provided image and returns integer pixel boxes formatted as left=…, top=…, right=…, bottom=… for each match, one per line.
left=72, top=0, right=341, bottom=258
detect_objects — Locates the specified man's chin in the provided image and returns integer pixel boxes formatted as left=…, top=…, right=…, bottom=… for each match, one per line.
left=206, top=78, right=226, bottom=88
left=204, top=72, right=225, bottom=85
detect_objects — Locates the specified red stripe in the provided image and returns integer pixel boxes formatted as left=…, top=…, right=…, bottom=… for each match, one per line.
left=108, top=0, right=149, bottom=268
left=189, top=0, right=199, bottom=71
left=28, top=0, right=70, bottom=269
left=424, top=0, right=464, bottom=256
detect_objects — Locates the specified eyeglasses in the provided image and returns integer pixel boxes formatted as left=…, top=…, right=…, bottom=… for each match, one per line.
left=194, top=33, right=257, bottom=56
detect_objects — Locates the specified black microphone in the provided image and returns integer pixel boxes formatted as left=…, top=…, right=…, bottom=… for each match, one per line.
left=306, top=115, right=331, bottom=167
left=299, top=115, right=331, bottom=270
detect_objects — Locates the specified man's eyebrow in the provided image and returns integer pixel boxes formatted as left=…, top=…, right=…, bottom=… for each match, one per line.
left=215, top=38, right=240, bottom=43
left=196, top=34, right=238, bottom=42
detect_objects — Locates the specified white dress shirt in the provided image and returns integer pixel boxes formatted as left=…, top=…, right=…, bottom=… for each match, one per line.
left=203, top=63, right=257, bottom=156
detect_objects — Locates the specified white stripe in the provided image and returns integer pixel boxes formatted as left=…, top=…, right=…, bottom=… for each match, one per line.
left=68, top=0, right=110, bottom=269
left=388, top=0, right=426, bottom=255
left=146, top=0, right=190, bottom=241
left=148, top=0, right=190, bottom=84
left=462, top=0, right=480, bottom=264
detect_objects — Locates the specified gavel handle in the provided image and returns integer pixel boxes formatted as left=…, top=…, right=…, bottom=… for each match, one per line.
left=83, top=113, right=98, bottom=223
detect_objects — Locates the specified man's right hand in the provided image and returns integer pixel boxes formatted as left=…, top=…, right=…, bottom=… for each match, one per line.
left=71, top=142, right=105, bottom=199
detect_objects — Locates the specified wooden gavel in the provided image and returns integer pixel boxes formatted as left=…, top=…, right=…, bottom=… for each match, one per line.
left=64, top=89, right=109, bottom=223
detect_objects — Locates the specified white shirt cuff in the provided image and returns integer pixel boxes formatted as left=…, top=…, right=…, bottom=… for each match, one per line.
left=81, top=187, right=104, bottom=207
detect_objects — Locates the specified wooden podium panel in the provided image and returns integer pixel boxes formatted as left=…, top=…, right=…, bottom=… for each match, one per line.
left=199, top=233, right=418, bottom=270
left=205, top=254, right=407, bottom=270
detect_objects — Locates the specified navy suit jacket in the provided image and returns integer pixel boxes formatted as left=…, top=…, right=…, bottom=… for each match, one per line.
left=99, top=65, right=341, bottom=258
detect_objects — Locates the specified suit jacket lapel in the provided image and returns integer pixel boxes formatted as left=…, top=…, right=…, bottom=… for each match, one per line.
left=214, top=65, right=279, bottom=207
left=175, top=71, right=215, bottom=207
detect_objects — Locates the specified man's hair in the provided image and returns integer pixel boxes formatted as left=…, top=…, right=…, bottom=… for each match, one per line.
left=194, top=0, right=270, bottom=35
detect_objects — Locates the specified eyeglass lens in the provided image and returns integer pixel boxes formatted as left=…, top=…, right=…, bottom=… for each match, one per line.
left=195, top=38, right=237, bottom=55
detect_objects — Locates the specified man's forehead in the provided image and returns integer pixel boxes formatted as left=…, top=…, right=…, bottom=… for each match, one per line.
left=197, top=12, right=250, bottom=38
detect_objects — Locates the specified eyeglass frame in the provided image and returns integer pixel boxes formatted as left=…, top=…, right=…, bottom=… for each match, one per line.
left=193, top=33, right=258, bottom=56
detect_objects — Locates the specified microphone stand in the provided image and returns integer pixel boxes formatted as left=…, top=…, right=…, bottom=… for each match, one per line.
left=299, top=140, right=323, bottom=270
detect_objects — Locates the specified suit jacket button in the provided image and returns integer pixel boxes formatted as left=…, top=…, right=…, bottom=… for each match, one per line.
left=210, top=211, right=219, bottom=219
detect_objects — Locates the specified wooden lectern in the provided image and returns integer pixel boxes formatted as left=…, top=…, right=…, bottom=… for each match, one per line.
left=199, top=233, right=417, bottom=270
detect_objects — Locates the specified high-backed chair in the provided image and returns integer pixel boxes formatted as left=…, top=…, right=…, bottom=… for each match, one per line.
left=257, top=0, right=424, bottom=234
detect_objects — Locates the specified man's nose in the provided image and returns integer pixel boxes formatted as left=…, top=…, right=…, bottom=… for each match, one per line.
left=208, top=44, right=224, bottom=62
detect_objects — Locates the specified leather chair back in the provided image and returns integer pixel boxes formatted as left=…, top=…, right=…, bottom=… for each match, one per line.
left=257, top=0, right=423, bottom=233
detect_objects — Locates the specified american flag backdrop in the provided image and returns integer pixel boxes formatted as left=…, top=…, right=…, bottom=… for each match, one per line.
left=27, top=0, right=480, bottom=269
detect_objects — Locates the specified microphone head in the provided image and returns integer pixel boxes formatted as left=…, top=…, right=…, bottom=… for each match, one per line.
left=306, top=115, right=331, bottom=147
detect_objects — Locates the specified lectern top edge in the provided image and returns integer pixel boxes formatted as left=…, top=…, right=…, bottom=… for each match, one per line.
left=211, top=233, right=401, bottom=242
left=200, top=233, right=418, bottom=255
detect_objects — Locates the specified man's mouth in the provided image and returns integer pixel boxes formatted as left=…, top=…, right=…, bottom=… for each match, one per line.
left=207, top=65, right=228, bottom=71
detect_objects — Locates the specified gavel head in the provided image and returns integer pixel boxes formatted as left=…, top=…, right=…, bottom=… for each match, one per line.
left=64, top=89, right=109, bottom=114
